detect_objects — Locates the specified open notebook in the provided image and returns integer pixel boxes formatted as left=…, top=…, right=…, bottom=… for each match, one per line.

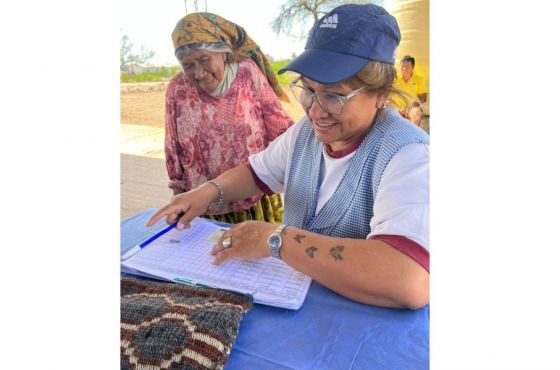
left=121, top=217, right=312, bottom=310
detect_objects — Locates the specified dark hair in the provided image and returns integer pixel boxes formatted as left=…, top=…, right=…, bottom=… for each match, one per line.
left=401, top=55, right=415, bottom=68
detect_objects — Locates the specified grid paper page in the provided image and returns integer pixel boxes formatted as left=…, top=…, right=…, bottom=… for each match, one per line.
left=121, top=218, right=312, bottom=309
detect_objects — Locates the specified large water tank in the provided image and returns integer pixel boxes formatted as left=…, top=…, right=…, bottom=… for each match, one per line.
left=385, top=0, right=429, bottom=112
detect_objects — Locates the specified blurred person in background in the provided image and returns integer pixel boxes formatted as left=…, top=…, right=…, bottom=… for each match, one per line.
left=407, top=103, right=423, bottom=127
left=165, top=12, right=293, bottom=224
left=392, top=55, right=428, bottom=119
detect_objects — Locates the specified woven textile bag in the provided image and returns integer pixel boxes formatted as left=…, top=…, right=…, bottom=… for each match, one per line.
left=121, top=277, right=253, bottom=370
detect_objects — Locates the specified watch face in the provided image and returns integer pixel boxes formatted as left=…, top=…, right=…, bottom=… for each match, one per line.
left=269, top=235, right=281, bottom=249
left=268, top=225, right=286, bottom=259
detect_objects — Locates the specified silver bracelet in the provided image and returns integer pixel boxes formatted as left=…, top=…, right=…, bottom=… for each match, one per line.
left=205, top=180, right=224, bottom=212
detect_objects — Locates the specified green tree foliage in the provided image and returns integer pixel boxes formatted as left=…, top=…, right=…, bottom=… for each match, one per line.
left=120, top=66, right=181, bottom=83
left=120, top=34, right=156, bottom=71
left=271, top=0, right=381, bottom=37
left=269, top=60, right=291, bottom=86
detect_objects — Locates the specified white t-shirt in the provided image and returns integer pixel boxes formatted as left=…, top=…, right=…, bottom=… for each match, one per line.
left=249, top=119, right=429, bottom=250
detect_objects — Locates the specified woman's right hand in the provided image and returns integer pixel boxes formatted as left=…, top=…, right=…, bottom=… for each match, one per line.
left=146, top=183, right=219, bottom=229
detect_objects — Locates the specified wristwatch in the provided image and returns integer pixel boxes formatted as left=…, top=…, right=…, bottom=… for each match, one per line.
left=267, top=223, right=288, bottom=259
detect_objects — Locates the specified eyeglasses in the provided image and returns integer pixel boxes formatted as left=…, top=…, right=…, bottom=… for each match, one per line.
left=289, top=83, right=366, bottom=115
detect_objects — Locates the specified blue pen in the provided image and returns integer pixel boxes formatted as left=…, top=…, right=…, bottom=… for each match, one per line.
left=121, top=222, right=178, bottom=261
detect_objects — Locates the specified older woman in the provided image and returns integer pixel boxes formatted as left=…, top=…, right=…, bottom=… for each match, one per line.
left=149, top=4, right=429, bottom=309
left=165, top=13, right=293, bottom=224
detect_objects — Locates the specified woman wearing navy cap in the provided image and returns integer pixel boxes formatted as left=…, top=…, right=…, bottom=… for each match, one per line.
left=147, top=4, right=430, bottom=309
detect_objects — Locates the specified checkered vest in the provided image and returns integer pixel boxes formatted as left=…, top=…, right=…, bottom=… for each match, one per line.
left=283, top=109, right=429, bottom=239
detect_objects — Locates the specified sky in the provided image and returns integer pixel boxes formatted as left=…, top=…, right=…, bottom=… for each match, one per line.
left=120, top=0, right=311, bottom=66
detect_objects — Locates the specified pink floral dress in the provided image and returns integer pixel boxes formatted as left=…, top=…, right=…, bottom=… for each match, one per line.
left=164, top=58, right=293, bottom=215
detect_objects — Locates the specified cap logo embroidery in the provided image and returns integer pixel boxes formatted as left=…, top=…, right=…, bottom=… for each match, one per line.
left=319, top=14, right=338, bottom=29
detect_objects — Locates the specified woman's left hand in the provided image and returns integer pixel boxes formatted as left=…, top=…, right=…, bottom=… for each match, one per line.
left=210, top=221, right=278, bottom=265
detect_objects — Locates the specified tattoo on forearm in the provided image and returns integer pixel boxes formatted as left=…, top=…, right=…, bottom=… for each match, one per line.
left=305, top=246, right=318, bottom=258
left=294, top=234, right=306, bottom=244
left=330, top=246, right=344, bottom=261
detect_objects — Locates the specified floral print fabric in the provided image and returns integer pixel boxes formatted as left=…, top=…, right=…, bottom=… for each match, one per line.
left=165, top=58, right=293, bottom=214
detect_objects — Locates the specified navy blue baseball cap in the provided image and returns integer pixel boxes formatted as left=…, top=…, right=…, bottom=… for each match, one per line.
left=279, top=4, right=401, bottom=85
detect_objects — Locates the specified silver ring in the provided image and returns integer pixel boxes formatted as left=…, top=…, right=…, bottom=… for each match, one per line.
left=222, top=237, right=232, bottom=249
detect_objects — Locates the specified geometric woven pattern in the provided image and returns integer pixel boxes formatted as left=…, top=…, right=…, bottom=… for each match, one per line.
left=121, top=277, right=253, bottom=370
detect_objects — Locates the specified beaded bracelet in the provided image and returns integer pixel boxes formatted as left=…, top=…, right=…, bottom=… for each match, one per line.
left=205, top=180, right=224, bottom=212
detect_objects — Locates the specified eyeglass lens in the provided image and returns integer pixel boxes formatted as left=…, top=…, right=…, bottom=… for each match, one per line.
left=290, top=85, right=343, bottom=115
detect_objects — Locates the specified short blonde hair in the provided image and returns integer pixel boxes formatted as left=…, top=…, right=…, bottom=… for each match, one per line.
left=343, top=61, right=396, bottom=96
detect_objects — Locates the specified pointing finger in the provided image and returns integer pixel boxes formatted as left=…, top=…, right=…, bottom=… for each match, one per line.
left=146, top=204, right=182, bottom=227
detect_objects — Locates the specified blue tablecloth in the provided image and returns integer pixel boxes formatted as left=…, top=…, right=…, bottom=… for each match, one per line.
left=121, top=209, right=429, bottom=370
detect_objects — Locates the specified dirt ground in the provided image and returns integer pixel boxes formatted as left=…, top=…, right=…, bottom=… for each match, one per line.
left=120, top=81, right=429, bottom=132
left=120, top=81, right=305, bottom=127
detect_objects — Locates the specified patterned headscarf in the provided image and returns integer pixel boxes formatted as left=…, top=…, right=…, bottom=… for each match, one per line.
left=172, top=12, right=288, bottom=102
